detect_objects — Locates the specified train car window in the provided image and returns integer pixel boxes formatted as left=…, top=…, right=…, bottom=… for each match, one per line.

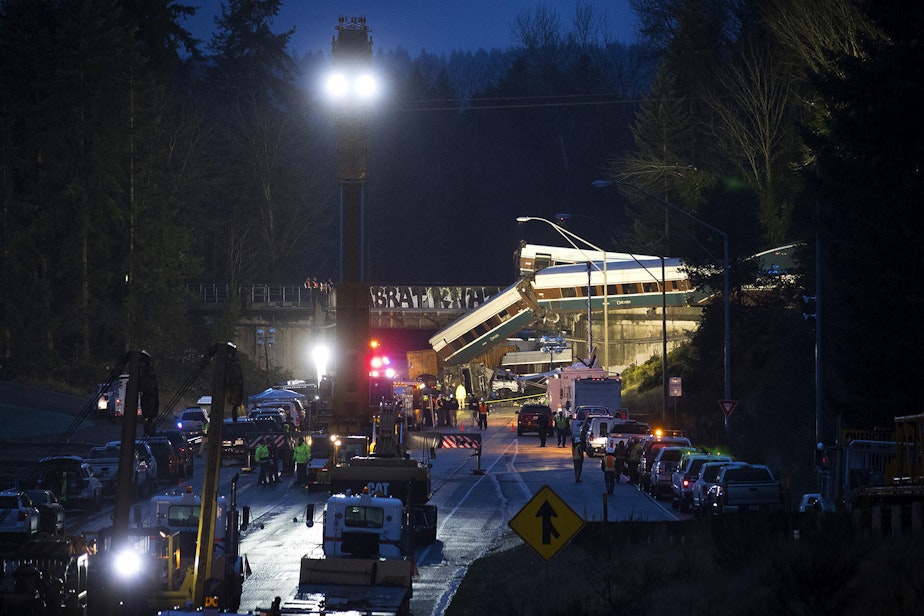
left=561, top=287, right=577, bottom=298
left=535, top=253, right=552, bottom=270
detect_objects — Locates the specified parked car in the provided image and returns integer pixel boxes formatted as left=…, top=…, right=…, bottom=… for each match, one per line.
left=648, top=446, right=699, bottom=499
left=146, top=437, right=180, bottom=483
left=176, top=407, right=209, bottom=435
left=670, top=453, right=734, bottom=512
left=24, top=488, right=66, bottom=534
left=0, top=489, right=41, bottom=536
left=248, top=407, right=287, bottom=430
left=154, top=430, right=195, bottom=477
left=254, top=400, right=304, bottom=430
left=692, top=461, right=747, bottom=514
left=35, top=456, right=102, bottom=511
left=636, top=436, right=692, bottom=494
left=86, top=444, right=152, bottom=497
left=709, top=463, right=784, bottom=515
left=516, top=403, right=552, bottom=436
left=104, top=441, right=158, bottom=492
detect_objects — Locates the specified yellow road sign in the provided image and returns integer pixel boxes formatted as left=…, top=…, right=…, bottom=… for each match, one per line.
left=508, top=484, right=585, bottom=560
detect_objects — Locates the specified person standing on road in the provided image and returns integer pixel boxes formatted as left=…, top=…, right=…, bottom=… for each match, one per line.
left=554, top=411, right=569, bottom=447
left=478, top=398, right=489, bottom=430
left=293, top=436, right=311, bottom=487
left=267, top=439, right=280, bottom=484
left=447, top=395, right=459, bottom=427
left=436, top=395, right=446, bottom=427
left=254, top=438, right=270, bottom=486
left=537, top=409, right=551, bottom=447
left=614, top=440, right=627, bottom=480
left=468, top=394, right=479, bottom=428
left=601, top=446, right=618, bottom=494
left=626, top=437, right=643, bottom=484
left=571, top=441, right=584, bottom=483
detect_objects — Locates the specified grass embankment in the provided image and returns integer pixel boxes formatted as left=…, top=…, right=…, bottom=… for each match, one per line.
left=446, top=514, right=924, bottom=615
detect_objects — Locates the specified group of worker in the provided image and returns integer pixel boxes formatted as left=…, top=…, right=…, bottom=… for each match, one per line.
left=253, top=435, right=312, bottom=488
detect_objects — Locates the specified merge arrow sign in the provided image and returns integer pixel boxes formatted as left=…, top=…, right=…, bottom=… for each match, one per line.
left=508, top=485, right=584, bottom=560
left=536, top=500, right=560, bottom=544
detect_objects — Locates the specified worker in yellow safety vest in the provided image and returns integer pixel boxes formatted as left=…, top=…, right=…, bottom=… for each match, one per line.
left=293, top=436, right=312, bottom=487
left=254, top=438, right=270, bottom=486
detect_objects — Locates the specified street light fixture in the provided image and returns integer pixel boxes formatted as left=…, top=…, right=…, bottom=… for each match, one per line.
left=516, top=216, right=609, bottom=370
left=593, top=180, right=731, bottom=409
left=556, top=212, right=670, bottom=423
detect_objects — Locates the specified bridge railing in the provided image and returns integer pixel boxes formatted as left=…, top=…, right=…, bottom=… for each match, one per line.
left=187, top=284, right=322, bottom=308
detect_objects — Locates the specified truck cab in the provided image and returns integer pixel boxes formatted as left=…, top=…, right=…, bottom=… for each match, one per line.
left=322, top=492, right=409, bottom=559
left=149, top=486, right=228, bottom=551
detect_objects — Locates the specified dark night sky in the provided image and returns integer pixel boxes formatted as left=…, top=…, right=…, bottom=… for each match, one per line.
left=184, top=0, right=638, bottom=56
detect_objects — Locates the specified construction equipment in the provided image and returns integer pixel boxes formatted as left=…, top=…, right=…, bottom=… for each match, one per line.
left=84, top=343, right=249, bottom=614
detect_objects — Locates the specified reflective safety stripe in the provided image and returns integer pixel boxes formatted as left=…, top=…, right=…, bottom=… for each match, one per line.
left=247, top=435, right=287, bottom=449
left=441, top=434, right=481, bottom=449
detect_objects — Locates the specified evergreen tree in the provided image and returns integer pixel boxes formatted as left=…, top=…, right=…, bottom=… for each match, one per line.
left=811, top=0, right=924, bottom=429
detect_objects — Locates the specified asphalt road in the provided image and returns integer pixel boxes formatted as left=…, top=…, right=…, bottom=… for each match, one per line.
left=0, top=383, right=682, bottom=615
left=234, top=405, right=681, bottom=616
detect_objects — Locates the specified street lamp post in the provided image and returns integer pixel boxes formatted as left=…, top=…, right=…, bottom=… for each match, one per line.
left=593, top=180, right=731, bottom=411
left=516, top=216, right=609, bottom=369
left=556, top=212, right=670, bottom=422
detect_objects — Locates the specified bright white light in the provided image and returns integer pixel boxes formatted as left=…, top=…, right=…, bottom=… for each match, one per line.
left=312, top=345, right=330, bottom=384
left=323, top=70, right=380, bottom=102
left=325, top=73, right=349, bottom=98
left=114, top=548, right=142, bottom=578
left=354, top=73, right=378, bottom=99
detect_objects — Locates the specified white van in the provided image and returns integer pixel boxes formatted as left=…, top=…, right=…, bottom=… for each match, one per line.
left=583, top=418, right=651, bottom=456
left=571, top=406, right=610, bottom=445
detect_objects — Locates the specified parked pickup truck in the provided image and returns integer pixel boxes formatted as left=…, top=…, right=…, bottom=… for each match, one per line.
left=175, top=407, right=209, bottom=436
left=86, top=444, right=153, bottom=498
left=709, top=463, right=783, bottom=515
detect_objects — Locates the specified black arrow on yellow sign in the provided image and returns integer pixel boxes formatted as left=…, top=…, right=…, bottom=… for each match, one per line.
left=509, top=485, right=584, bottom=561
left=536, top=500, right=560, bottom=544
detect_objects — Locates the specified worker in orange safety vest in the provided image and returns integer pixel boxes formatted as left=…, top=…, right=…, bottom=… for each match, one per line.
left=601, top=447, right=618, bottom=495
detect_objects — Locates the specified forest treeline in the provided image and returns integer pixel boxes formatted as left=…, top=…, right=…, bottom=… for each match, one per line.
left=1, top=1, right=920, bottom=484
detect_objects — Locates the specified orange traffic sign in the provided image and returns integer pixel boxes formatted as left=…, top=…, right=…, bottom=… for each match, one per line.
left=508, top=485, right=584, bottom=560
